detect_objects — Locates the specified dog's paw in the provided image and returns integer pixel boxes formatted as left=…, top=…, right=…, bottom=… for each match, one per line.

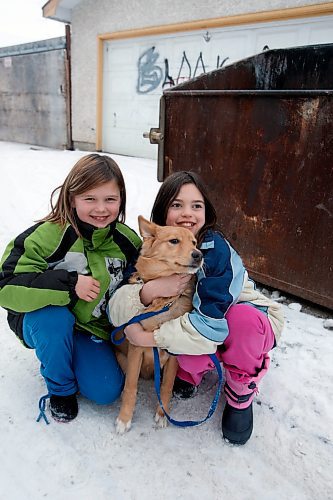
left=115, top=417, right=132, bottom=434
left=154, top=412, right=168, bottom=428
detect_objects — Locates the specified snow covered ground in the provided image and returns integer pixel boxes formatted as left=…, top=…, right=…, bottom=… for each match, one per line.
left=0, top=141, right=332, bottom=500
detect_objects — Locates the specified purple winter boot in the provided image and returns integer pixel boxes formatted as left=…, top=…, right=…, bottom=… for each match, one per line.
left=222, top=354, right=270, bottom=445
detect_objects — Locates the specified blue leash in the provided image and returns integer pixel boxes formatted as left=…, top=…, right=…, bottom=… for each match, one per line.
left=36, top=393, right=51, bottom=425
left=111, top=307, right=223, bottom=427
left=110, top=305, right=170, bottom=344
left=153, top=349, right=222, bottom=427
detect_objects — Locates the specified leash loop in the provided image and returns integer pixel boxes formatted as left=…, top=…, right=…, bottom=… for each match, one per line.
left=153, top=349, right=223, bottom=427
left=110, top=306, right=223, bottom=427
left=36, top=393, right=51, bottom=425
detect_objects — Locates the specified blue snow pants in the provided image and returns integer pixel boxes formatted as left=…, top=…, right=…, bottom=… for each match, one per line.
left=23, top=306, right=124, bottom=404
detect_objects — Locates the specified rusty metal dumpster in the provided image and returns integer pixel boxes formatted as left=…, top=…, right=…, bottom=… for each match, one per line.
left=147, top=44, right=333, bottom=309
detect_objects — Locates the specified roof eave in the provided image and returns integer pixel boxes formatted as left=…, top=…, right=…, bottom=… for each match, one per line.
left=42, top=0, right=81, bottom=24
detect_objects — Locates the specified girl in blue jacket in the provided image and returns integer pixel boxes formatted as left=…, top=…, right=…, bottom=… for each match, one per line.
left=109, top=171, right=283, bottom=445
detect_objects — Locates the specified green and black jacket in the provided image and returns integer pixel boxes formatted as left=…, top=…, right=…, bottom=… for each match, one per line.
left=0, top=219, right=141, bottom=346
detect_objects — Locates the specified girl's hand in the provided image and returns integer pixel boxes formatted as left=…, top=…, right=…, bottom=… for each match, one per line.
left=140, top=274, right=192, bottom=306
left=124, top=323, right=156, bottom=347
left=75, top=275, right=100, bottom=302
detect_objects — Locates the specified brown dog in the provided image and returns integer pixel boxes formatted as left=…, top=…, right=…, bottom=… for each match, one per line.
left=114, top=216, right=203, bottom=433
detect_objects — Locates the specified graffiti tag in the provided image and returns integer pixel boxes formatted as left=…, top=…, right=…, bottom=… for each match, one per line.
left=136, top=47, right=231, bottom=93
left=136, top=46, right=163, bottom=94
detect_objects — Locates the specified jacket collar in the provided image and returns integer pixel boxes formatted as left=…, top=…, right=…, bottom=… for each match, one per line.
left=74, top=212, right=117, bottom=248
left=200, top=229, right=215, bottom=250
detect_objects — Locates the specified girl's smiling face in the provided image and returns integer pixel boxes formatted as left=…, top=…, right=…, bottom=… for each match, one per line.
left=72, top=180, right=121, bottom=228
left=165, top=183, right=205, bottom=237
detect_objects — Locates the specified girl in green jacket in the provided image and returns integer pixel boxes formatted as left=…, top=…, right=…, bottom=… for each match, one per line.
left=0, top=153, right=142, bottom=423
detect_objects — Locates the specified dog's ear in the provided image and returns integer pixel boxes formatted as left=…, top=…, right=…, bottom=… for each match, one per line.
left=138, top=215, right=158, bottom=239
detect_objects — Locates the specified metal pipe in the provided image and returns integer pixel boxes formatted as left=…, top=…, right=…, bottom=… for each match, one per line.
left=163, top=89, right=333, bottom=97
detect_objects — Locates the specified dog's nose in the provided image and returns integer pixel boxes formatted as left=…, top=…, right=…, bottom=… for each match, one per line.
left=191, top=250, right=203, bottom=262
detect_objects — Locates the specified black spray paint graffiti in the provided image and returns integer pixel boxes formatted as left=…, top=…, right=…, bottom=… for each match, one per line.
left=175, top=51, right=191, bottom=84
left=216, top=55, right=230, bottom=68
left=137, top=43, right=270, bottom=93
left=137, top=47, right=230, bottom=93
left=162, top=58, right=175, bottom=88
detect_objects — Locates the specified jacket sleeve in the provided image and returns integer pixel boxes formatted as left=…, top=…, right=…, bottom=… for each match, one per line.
left=154, top=314, right=218, bottom=354
left=108, top=283, right=219, bottom=354
left=0, top=230, right=78, bottom=312
left=187, top=236, right=246, bottom=343
left=108, top=283, right=147, bottom=326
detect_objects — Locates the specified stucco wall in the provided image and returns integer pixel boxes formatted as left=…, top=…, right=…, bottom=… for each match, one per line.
left=70, top=0, right=330, bottom=150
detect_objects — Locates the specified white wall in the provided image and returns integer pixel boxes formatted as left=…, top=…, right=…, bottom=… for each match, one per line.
left=70, top=0, right=331, bottom=150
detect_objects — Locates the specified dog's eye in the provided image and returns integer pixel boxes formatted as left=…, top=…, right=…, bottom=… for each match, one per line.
left=169, top=239, right=179, bottom=245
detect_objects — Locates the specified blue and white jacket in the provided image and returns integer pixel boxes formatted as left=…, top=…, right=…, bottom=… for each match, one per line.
left=188, top=230, right=245, bottom=343
left=108, top=231, right=284, bottom=355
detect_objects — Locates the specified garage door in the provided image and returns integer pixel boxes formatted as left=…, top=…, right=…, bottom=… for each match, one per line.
left=102, top=14, right=333, bottom=159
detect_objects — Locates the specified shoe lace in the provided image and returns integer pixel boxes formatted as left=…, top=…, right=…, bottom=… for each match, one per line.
left=36, top=393, right=51, bottom=425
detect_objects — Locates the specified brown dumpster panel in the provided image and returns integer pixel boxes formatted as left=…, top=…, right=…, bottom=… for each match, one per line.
left=157, top=45, right=333, bottom=309
left=172, top=44, right=333, bottom=91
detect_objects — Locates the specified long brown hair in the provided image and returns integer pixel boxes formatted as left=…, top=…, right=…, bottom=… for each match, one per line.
left=151, top=171, right=217, bottom=245
left=42, top=154, right=126, bottom=236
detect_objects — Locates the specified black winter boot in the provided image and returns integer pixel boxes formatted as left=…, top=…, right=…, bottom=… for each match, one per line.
left=50, top=394, right=78, bottom=422
left=173, top=377, right=197, bottom=399
left=222, top=402, right=253, bottom=445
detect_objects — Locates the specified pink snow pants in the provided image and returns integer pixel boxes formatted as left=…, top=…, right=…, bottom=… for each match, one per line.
left=177, top=304, right=275, bottom=385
